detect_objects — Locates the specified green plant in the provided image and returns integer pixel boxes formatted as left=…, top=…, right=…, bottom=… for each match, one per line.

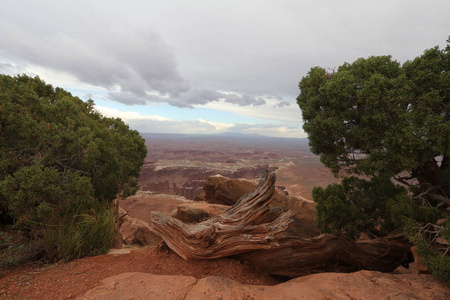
left=0, top=74, right=147, bottom=262
left=297, top=39, right=450, bottom=204
left=42, top=202, right=116, bottom=261
left=297, top=37, right=450, bottom=284
left=0, top=231, right=40, bottom=271
left=313, top=176, right=410, bottom=239
left=404, top=220, right=450, bottom=285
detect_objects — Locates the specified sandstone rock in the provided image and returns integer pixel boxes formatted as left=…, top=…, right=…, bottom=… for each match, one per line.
left=171, top=202, right=230, bottom=223
left=112, top=207, right=129, bottom=248
left=193, top=189, right=206, bottom=201
left=107, top=247, right=140, bottom=256
left=185, top=276, right=257, bottom=299
left=120, top=194, right=190, bottom=224
left=214, top=178, right=258, bottom=205
left=411, top=246, right=431, bottom=274
left=202, top=174, right=229, bottom=203
left=118, top=207, right=128, bottom=220
left=78, top=271, right=450, bottom=300
left=78, top=272, right=197, bottom=300
left=118, top=215, right=161, bottom=247
left=275, top=196, right=319, bottom=238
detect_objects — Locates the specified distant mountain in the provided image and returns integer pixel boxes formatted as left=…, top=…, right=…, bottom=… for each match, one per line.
left=217, top=132, right=264, bottom=138
left=140, top=132, right=307, bottom=141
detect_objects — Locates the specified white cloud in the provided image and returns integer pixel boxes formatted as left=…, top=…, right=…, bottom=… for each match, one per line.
left=94, top=105, right=306, bottom=138
left=197, top=119, right=235, bottom=132
left=95, top=105, right=169, bottom=122
left=202, top=98, right=301, bottom=123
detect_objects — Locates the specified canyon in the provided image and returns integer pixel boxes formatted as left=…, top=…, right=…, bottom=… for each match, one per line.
left=138, top=133, right=338, bottom=201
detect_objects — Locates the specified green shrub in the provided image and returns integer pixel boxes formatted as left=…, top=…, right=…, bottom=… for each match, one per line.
left=0, top=74, right=147, bottom=262
left=405, top=219, right=450, bottom=285
left=313, top=176, right=409, bottom=238
left=0, top=231, right=41, bottom=271
left=42, top=202, right=116, bottom=261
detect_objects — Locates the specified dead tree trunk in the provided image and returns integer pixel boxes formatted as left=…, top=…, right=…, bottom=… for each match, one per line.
left=150, top=171, right=413, bottom=277
left=237, top=231, right=413, bottom=277
left=150, top=171, right=293, bottom=260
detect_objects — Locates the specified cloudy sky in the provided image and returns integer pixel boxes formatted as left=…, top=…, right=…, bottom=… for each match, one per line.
left=1, top=1, right=449, bottom=138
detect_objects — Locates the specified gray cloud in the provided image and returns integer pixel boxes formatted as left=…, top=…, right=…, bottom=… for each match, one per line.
left=230, top=123, right=285, bottom=131
left=0, top=18, right=270, bottom=109
left=107, top=87, right=267, bottom=109
left=107, top=91, right=149, bottom=106
left=0, top=19, right=191, bottom=105
left=0, top=62, right=16, bottom=73
left=274, top=100, right=291, bottom=108
left=176, top=88, right=224, bottom=106
left=224, top=94, right=266, bottom=107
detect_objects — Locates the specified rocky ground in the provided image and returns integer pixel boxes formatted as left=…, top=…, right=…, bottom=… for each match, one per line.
left=81, top=269, right=450, bottom=300
left=0, top=246, right=278, bottom=300
left=2, top=247, right=449, bottom=300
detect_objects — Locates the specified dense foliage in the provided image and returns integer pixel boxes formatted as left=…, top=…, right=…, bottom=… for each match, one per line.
left=313, top=176, right=410, bottom=238
left=298, top=39, right=449, bottom=283
left=0, top=74, right=147, bottom=262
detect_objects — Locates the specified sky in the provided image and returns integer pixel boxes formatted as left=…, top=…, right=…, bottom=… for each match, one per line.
left=1, top=1, right=449, bottom=138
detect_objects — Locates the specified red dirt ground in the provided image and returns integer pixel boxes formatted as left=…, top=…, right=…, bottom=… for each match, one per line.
left=0, top=247, right=280, bottom=300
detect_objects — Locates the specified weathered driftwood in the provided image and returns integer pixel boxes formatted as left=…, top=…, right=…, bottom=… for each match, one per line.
left=237, top=231, right=413, bottom=277
left=150, top=171, right=413, bottom=277
left=150, top=171, right=293, bottom=259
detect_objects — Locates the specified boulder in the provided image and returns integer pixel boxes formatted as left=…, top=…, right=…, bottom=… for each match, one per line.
left=120, top=193, right=190, bottom=224
left=118, top=207, right=128, bottom=220
left=411, top=246, right=431, bottom=274
left=171, top=202, right=230, bottom=223
left=193, top=189, right=206, bottom=201
left=214, top=178, right=258, bottom=205
left=272, top=196, right=319, bottom=238
left=201, top=174, right=229, bottom=204
left=118, top=215, right=161, bottom=247
left=78, top=271, right=450, bottom=300
left=79, top=272, right=197, bottom=300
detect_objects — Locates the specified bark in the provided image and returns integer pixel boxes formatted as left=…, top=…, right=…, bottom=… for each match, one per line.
left=150, top=171, right=413, bottom=277
left=237, top=231, right=413, bottom=278
left=150, top=171, right=293, bottom=260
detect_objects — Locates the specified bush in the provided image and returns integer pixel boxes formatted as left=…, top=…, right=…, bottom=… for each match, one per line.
left=313, top=176, right=410, bottom=238
left=0, top=74, right=147, bottom=262
left=0, top=231, right=42, bottom=272
left=42, top=201, right=116, bottom=261
left=404, top=219, right=450, bottom=285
